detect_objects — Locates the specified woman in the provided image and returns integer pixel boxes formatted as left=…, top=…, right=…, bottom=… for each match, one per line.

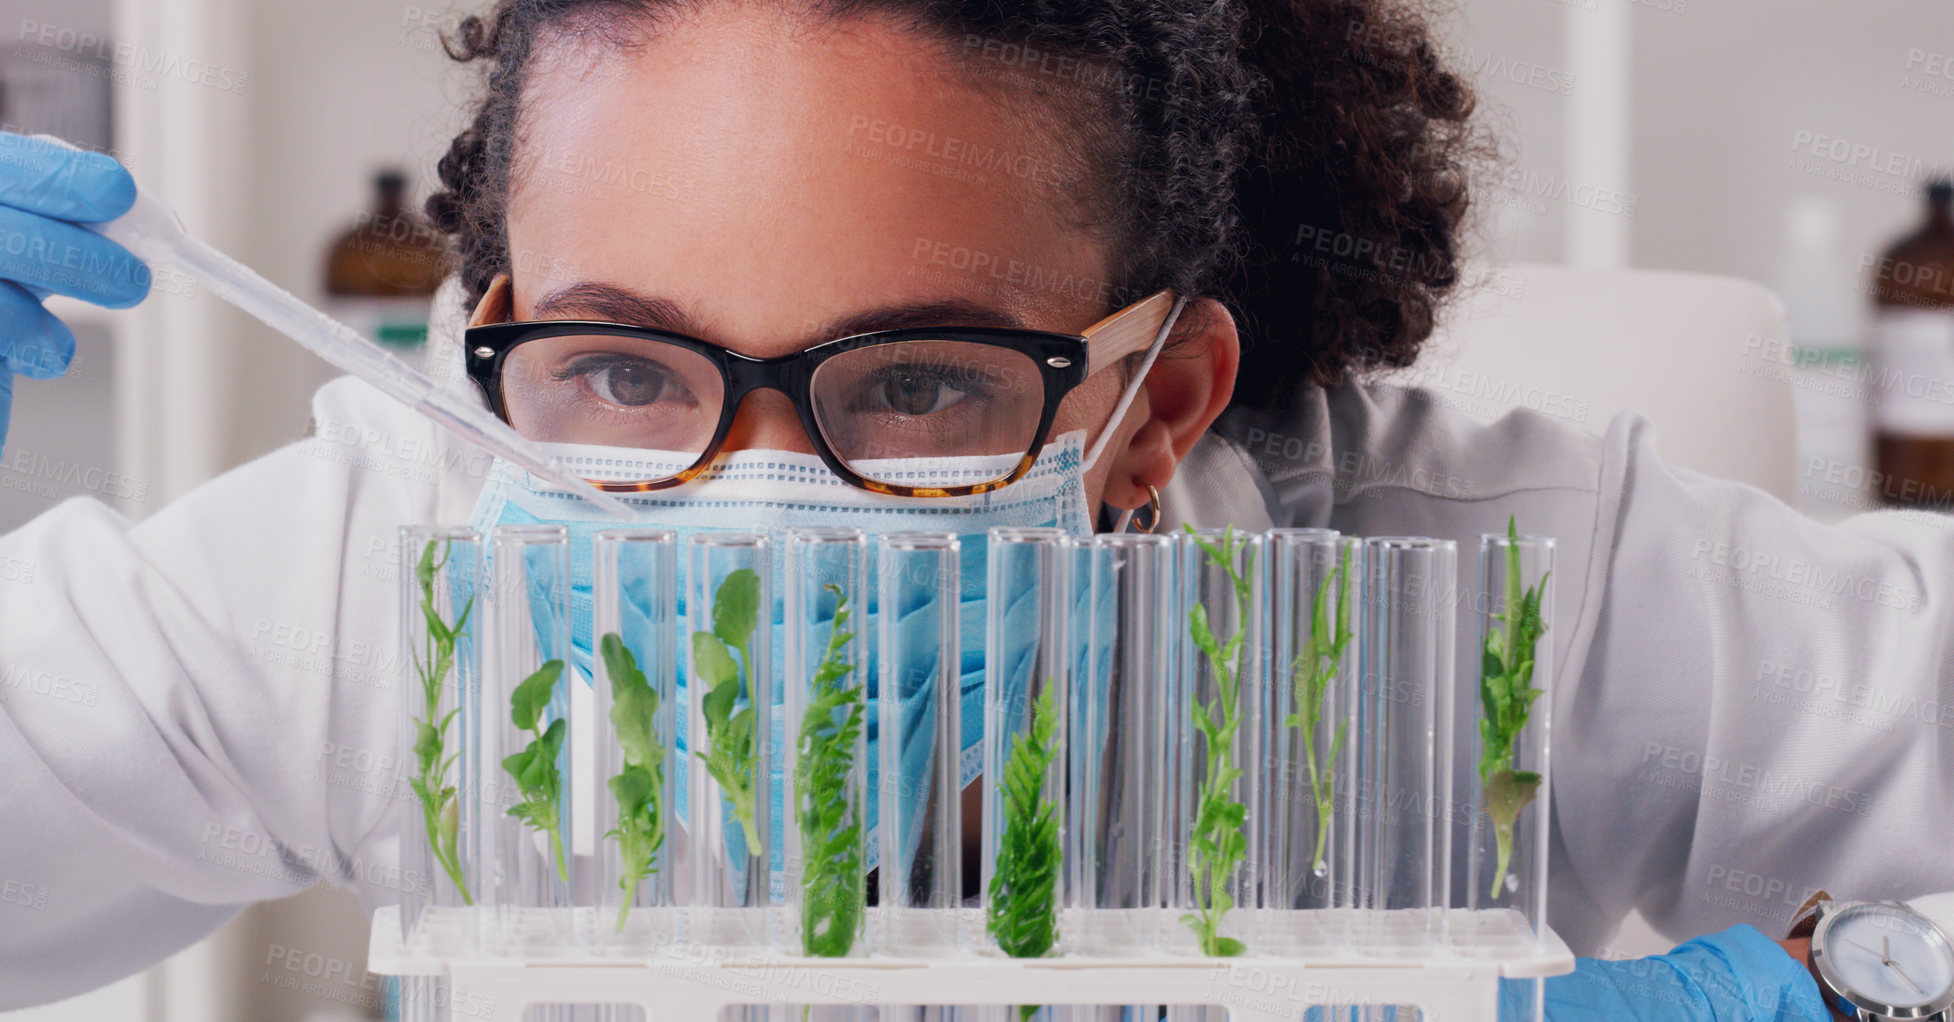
left=0, top=0, right=1943, bottom=1016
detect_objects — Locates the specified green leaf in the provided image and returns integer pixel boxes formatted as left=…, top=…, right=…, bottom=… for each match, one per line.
left=1188, top=604, right=1223, bottom=670
left=510, top=660, right=564, bottom=732
left=602, top=634, right=662, bottom=768
left=539, top=716, right=567, bottom=760
left=610, top=764, right=655, bottom=809
left=416, top=539, right=439, bottom=590
left=501, top=747, right=533, bottom=783
left=711, top=568, right=760, bottom=651
left=695, top=632, right=740, bottom=713
left=413, top=721, right=442, bottom=768
left=420, top=598, right=451, bottom=645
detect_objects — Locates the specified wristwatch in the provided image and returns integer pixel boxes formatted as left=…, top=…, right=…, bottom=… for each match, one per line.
left=1796, top=893, right=1954, bottom=1022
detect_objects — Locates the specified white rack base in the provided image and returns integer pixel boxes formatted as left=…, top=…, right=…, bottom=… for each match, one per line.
left=368, top=906, right=1573, bottom=1022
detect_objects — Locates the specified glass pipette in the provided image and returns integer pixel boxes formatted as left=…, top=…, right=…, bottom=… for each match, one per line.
left=89, top=183, right=639, bottom=520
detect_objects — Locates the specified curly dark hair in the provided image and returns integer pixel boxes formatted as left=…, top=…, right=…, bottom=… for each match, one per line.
left=426, top=0, right=1486, bottom=408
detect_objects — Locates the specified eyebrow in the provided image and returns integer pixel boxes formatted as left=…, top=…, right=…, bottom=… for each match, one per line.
left=529, top=280, right=1035, bottom=344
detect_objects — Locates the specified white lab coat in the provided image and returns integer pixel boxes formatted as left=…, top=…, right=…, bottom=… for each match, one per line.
left=1, top=287, right=1949, bottom=1007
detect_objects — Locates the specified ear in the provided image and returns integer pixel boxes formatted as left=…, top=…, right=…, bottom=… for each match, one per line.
left=1100, top=297, right=1240, bottom=513
left=469, top=273, right=514, bottom=327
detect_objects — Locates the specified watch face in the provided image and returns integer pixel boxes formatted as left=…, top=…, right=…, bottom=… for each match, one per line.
left=1818, top=903, right=1954, bottom=1014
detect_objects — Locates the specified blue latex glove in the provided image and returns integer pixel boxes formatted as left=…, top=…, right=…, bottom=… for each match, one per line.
left=1499, top=924, right=1834, bottom=1022
left=0, top=131, right=151, bottom=454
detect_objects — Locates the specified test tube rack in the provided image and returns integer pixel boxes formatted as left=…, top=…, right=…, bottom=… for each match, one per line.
left=366, top=906, right=1572, bottom=1022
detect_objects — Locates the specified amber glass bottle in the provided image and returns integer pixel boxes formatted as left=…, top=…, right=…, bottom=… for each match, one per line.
left=1870, top=179, right=1954, bottom=506
left=323, top=170, right=448, bottom=359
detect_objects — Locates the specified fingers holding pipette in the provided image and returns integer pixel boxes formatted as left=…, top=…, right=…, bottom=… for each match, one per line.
left=0, top=131, right=137, bottom=222
left=0, top=130, right=152, bottom=457
left=0, top=204, right=150, bottom=309
left=0, top=281, right=75, bottom=380
left=0, top=131, right=150, bottom=309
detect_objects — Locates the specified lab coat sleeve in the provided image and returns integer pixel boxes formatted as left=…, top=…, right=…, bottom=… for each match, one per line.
left=1560, top=412, right=1954, bottom=952
left=0, top=376, right=461, bottom=1008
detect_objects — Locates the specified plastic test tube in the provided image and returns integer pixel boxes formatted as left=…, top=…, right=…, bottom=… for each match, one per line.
left=1461, top=531, right=1553, bottom=951
left=782, top=527, right=870, bottom=960
left=588, top=528, right=679, bottom=953
left=1355, top=537, right=1455, bottom=957
left=982, top=526, right=1072, bottom=968
left=1167, top=527, right=1264, bottom=959
left=396, top=527, right=479, bottom=1022
left=874, top=532, right=964, bottom=955
left=1259, top=529, right=1363, bottom=955
left=481, top=524, right=575, bottom=954
left=685, top=532, right=773, bottom=947
left=1068, top=533, right=1175, bottom=957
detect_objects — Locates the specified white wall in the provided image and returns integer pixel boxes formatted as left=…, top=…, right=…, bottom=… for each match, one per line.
left=1423, top=1, right=1585, bottom=265
left=1630, top=0, right=1954, bottom=287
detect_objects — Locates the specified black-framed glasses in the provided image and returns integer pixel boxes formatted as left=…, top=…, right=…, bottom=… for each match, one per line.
left=463, top=290, right=1177, bottom=497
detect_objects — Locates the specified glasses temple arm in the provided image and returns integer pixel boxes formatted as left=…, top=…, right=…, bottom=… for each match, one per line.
left=1081, top=290, right=1179, bottom=371
left=1081, top=292, right=1188, bottom=471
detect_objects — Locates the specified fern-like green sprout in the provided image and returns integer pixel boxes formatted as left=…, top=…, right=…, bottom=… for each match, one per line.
left=1182, top=524, right=1252, bottom=957
left=794, top=587, right=866, bottom=958
left=693, top=568, right=762, bottom=856
left=1286, top=541, right=1353, bottom=878
left=601, top=633, right=665, bottom=931
left=987, top=686, right=1062, bottom=1021
left=1478, top=516, right=1549, bottom=899
left=408, top=538, right=473, bottom=904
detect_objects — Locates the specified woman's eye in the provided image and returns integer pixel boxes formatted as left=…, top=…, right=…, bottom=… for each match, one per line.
left=558, top=358, right=688, bottom=409
left=864, top=367, right=982, bottom=417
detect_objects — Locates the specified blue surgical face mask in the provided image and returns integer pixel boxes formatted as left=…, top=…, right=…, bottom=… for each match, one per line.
left=467, top=430, right=1092, bottom=875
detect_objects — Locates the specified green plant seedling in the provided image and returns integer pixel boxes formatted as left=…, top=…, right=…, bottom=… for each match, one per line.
left=503, top=658, right=570, bottom=883
left=1287, top=540, right=1353, bottom=878
left=1479, top=516, right=1549, bottom=899
left=794, top=587, right=865, bottom=958
left=1182, top=524, right=1251, bottom=957
left=987, top=686, right=1062, bottom=1021
left=601, top=632, right=666, bottom=931
left=409, top=538, right=473, bottom=904
left=693, top=567, right=762, bottom=856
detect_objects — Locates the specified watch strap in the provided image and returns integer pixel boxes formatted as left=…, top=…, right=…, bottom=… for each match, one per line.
left=1789, top=889, right=1833, bottom=940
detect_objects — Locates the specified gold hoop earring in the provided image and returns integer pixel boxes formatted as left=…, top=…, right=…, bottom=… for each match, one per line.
left=1134, top=484, right=1162, bottom=534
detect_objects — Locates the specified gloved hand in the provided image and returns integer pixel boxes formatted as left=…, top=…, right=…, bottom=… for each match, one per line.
left=1500, top=924, right=1834, bottom=1022
left=0, top=131, right=150, bottom=454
